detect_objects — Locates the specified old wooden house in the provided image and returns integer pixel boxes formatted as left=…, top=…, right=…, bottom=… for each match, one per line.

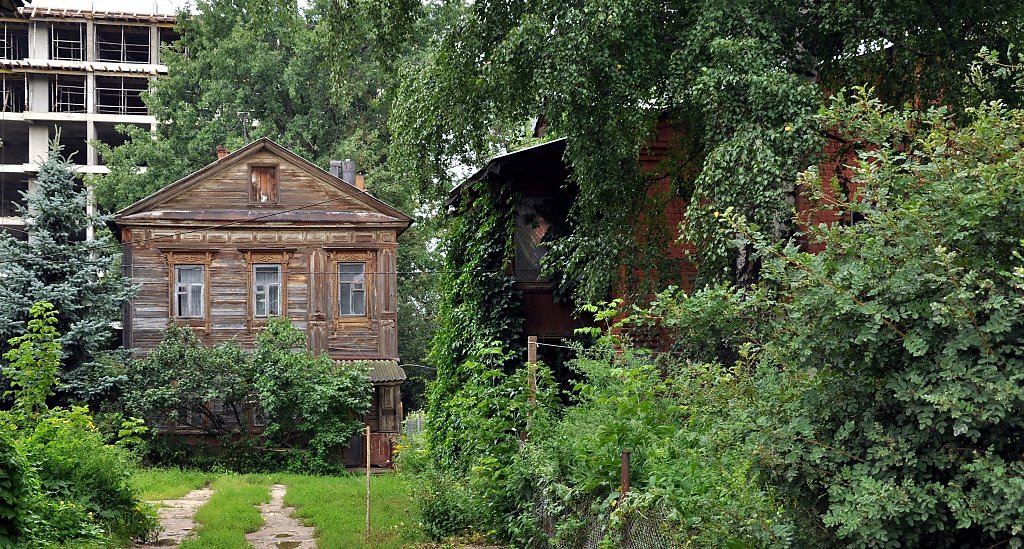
left=111, top=137, right=412, bottom=466
left=446, top=123, right=697, bottom=367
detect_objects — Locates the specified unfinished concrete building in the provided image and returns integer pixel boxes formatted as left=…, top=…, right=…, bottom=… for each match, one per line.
left=0, top=5, right=177, bottom=238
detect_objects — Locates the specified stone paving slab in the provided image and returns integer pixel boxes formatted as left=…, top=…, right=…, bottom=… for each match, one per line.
left=245, top=483, right=317, bottom=549
left=133, top=486, right=213, bottom=548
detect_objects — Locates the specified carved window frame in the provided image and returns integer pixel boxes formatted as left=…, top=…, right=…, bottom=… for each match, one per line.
left=163, top=250, right=213, bottom=331
left=329, top=250, right=374, bottom=328
left=242, top=249, right=292, bottom=329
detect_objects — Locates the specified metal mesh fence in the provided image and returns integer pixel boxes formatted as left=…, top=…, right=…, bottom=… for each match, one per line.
left=534, top=490, right=678, bottom=548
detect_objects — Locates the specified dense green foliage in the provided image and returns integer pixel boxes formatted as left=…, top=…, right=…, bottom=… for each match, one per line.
left=0, top=428, right=29, bottom=546
left=252, top=318, right=373, bottom=461
left=124, top=318, right=371, bottom=472
left=529, top=335, right=793, bottom=546
left=392, top=0, right=1024, bottom=295
left=427, top=180, right=524, bottom=463
left=0, top=303, right=156, bottom=547
left=415, top=44, right=1024, bottom=549
left=2, top=302, right=62, bottom=419
left=123, top=326, right=255, bottom=436
left=404, top=345, right=551, bottom=543
left=736, top=88, right=1024, bottom=546
left=0, top=143, right=130, bottom=402
left=407, top=179, right=555, bottom=542
left=410, top=305, right=796, bottom=546
left=410, top=5, right=1024, bottom=538
left=17, top=406, right=157, bottom=545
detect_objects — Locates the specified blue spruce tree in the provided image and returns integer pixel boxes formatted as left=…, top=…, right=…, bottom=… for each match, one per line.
left=0, top=137, right=131, bottom=402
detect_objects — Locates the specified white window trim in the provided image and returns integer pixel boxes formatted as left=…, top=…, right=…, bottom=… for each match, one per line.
left=174, top=264, right=205, bottom=318
left=338, top=262, right=366, bottom=317
left=252, top=263, right=282, bottom=318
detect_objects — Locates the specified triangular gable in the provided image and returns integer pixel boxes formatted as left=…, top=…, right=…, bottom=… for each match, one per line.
left=115, top=137, right=412, bottom=228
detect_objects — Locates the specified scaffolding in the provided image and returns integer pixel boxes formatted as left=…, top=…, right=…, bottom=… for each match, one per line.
left=95, top=76, right=147, bottom=115
left=0, top=23, right=28, bottom=60
left=96, top=24, right=150, bottom=64
left=0, top=176, right=27, bottom=217
left=0, top=75, right=26, bottom=112
left=50, top=23, right=85, bottom=61
left=49, top=74, right=86, bottom=112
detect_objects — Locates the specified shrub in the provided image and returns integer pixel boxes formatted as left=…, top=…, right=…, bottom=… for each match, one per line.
left=123, top=325, right=258, bottom=436
left=253, top=317, right=372, bottom=467
left=702, top=86, right=1024, bottom=546
left=17, top=406, right=158, bottom=545
left=394, top=425, right=429, bottom=475
left=416, top=471, right=475, bottom=541
left=125, top=318, right=373, bottom=472
left=527, top=333, right=795, bottom=547
left=0, top=302, right=158, bottom=546
left=0, top=428, right=31, bottom=546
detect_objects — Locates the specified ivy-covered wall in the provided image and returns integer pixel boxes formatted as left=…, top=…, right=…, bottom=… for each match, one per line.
left=426, top=178, right=524, bottom=469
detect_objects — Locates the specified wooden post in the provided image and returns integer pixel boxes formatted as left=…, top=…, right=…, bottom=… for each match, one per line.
left=620, top=450, right=631, bottom=499
left=527, top=336, right=537, bottom=434
left=365, top=425, right=371, bottom=540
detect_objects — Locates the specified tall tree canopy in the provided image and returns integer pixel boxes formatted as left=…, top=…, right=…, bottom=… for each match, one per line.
left=390, top=0, right=1024, bottom=298
left=94, top=0, right=420, bottom=212
left=93, top=0, right=441, bottom=381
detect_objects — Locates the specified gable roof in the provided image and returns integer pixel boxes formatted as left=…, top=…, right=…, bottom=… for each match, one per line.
left=113, top=137, right=412, bottom=232
left=446, top=138, right=568, bottom=211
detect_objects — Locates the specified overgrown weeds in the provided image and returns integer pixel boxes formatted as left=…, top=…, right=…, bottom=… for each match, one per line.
left=178, top=474, right=269, bottom=549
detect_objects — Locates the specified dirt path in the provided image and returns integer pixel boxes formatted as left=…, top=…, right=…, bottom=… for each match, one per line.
left=133, top=487, right=213, bottom=547
left=245, top=483, right=317, bottom=549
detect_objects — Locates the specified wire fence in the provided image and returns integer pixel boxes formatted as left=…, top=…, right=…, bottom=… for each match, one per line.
left=402, top=411, right=425, bottom=435
left=534, top=489, right=678, bottom=548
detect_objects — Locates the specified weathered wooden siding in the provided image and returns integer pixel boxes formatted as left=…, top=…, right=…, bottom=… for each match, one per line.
left=156, top=151, right=377, bottom=212
left=123, top=227, right=399, bottom=359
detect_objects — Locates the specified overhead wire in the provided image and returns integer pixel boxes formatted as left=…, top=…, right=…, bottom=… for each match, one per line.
left=0, top=194, right=374, bottom=265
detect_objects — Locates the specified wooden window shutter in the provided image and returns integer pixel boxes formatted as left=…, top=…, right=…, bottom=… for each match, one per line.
left=249, top=166, right=278, bottom=204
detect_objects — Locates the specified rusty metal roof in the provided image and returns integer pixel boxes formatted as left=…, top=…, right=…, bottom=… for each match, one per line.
left=337, top=359, right=407, bottom=383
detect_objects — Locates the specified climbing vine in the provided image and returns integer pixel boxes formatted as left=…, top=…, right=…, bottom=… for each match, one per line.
left=426, top=179, right=523, bottom=468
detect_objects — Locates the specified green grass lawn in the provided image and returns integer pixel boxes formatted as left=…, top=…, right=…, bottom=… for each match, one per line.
left=133, top=467, right=217, bottom=500
left=179, top=474, right=271, bottom=549
left=280, top=472, right=425, bottom=548
left=131, top=468, right=424, bottom=548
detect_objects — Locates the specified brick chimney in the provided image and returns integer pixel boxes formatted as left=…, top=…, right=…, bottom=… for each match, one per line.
left=355, top=173, right=365, bottom=191
left=215, top=145, right=229, bottom=160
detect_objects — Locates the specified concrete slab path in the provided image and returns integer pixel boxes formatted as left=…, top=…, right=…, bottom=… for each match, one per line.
left=245, top=483, right=317, bottom=549
left=132, top=486, right=213, bottom=547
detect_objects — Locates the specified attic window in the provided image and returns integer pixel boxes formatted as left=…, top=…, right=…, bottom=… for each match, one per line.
left=249, top=165, right=278, bottom=205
